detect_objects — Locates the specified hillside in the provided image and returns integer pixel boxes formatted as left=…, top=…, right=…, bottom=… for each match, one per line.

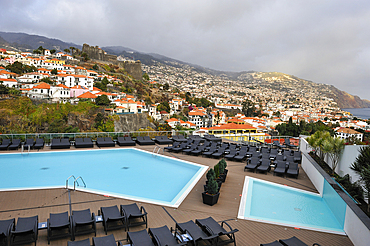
left=1, top=31, right=369, bottom=108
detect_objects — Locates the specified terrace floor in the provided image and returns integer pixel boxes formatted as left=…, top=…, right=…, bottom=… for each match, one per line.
left=0, top=144, right=353, bottom=246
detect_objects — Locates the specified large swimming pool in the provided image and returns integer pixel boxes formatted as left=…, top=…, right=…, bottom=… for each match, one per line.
left=238, top=177, right=345, bottom=235
left=0, top=148, right=207, bottom=207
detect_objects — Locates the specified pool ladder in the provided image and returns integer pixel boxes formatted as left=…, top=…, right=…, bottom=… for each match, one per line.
left=21, top=145, right=30, bottom=155
left=153, top=146, right=164, bottom=156
left=66, top=175, right=86, bottom=191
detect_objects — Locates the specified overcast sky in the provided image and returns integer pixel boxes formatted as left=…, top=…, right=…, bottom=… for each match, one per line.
left=2, top=0, right=370, bottom=100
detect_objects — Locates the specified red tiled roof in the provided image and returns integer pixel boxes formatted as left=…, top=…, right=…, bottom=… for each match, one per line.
left=77, top=91, right=97, bottom=99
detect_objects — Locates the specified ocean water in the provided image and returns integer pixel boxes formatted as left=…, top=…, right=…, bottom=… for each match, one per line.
left=342, top=108, right=370, bottom=120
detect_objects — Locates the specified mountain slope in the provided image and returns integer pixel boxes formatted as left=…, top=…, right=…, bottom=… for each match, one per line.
left=1, top=31, right=369, bottom=108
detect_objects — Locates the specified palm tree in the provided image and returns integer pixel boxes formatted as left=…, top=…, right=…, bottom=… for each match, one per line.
left=306, top=130, right=330, bottom=161
left=64, top=48, right=70, bottom=54
left=69, top=46, right=75, bottom=55
left=351, top=146, right=370, bottom=212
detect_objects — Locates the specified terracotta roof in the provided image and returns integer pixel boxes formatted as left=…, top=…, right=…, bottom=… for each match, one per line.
left=0, top=78, right=17, bottom=82
left=33, top=82, right=50, bottom=89
left=57, top=84, right=69, bottom=89
left=336, top=128, right=362, bottom=134
left=77, top=91, right=97, bottom=99
left=189, top=111, right=207, bottom=116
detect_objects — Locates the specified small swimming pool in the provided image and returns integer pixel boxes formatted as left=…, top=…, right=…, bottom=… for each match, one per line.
left=0, top=148, right=207, bottom=207
left=237, top=177, right=345, bottom=235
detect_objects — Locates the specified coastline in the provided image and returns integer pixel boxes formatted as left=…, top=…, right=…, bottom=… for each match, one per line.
left=342, top=108, right=370, bottom=120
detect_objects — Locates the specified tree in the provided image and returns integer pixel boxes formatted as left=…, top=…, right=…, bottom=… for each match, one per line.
left=322, top=137, right=345, bottom=175
left=64, top=48, right=70, bottom=54
left=163, top=83, right=170, bottom=90
left=81, top=52, right=89, bottom=62
left=69, top=46, right=75, bottom=55
left=351, top=146, right=370, bottom=212
left=92, top=64, right=99, bottom=70
left=157, top=102, right=170, bottom=113
left=51, top=68, right=58, bottom=75
left=306, top=130, right=331, bottom=161
left=0, top=83, right=9, bottom=94
left=242, top=99, right=255, bottom=117
left=50, top=49, right=56, bottom=54
left=142, top=73, right=149, bottom=81
left=95, top=95, right=111, bottom=106
left=40, top=77, right=55, bottom=85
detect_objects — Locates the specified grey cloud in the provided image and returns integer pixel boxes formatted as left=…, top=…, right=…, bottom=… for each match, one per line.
left=1, top=0, right=370, bottom=100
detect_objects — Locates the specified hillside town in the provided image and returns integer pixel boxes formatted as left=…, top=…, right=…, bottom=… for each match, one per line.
left=1, top=47, right=369, bottom=142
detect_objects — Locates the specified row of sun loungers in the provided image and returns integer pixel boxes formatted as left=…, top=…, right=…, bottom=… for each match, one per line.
left=1, top=203, right=238, bottom=246
left=261, top=235, right=321, bottom=246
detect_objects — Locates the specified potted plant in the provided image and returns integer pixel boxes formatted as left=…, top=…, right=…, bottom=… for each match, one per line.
left=202, top=178, right=220, bottom=206
left=213, top=163, right=223, bottom=188
left=218, top=159, right=228, bottom=182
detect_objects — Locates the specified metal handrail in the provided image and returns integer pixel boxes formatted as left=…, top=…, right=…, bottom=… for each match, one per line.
left=66, top=175, right=76, bottom=189
left=74, top=176, right=86, bottom=190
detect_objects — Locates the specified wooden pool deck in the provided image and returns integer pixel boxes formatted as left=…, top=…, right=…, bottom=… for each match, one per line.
left=0, top=144, right=353, bottom=245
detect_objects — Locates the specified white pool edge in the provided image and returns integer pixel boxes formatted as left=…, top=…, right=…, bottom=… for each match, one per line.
left=0, top=148, right=208, bottom=208
left=237, top=176, right=346, bottom=236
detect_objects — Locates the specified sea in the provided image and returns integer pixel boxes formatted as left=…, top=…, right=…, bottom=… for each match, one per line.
left=342, top=108, right=370, bottom=120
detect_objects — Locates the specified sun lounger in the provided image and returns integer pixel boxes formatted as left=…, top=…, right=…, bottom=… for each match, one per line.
left=8, top=139, right=21, bottom=150
left=51, top=138, right=71, bottom=149
left=175, top=220, right=218, bottom=246
left=212, top=147, right=227, bottom=158
left=100, top=206, right=126, bottom=234
left=127, top=229, right=155, bottom=246
left=245, top=157, right=261, bottom=172
left=47, top=211, right=72, bottom=244
left=117, top=136, right=136, bottom=146
left=233, top=150, right=248, bottom=161
left=136, top=136, right=155, bottom=145
left=71, top=209, right=96, bottom=240
left=284, top=138, right=297, bottom=149
left=23, top=138, right=35, bottom=149
left=182, top=141, right=200, bottom=154
left=256, top=159, right=271, bottom=174
left=0, top=139, right=11, bottom=150
left=224, top=149, right=237, bottom=160
left=279, top=236, right=313, bottom=246
left=75, top=138, right=94, bottom=148
left=260, top=240, right=284, bottom=246
left=68, top=238, right=90, bottom=246
left=164, top=141, right=181, bottom=151
left=274, top=161, right=287, bottom=177
left=293, top=151, right=302, bottom=163
left=204, top=134, right=222, bottom=142
left=154, top=135, right=173, bottom=145
left=0, top=218, right=15, bottom=246
left=120, top=203, right=147, bottom=231
left=269, top=148, right=278, bottom=160
left=172, top=142, right=190, bottom=153
left=34, top=138, right=44, bottom=149
left=202, top=146, right=218, bottom=158
left=149, top=225, right=186, bottom=246
left=195, top=217, right=239, bottom=246
left=273, top=140, right=286, bottom=149
left=93, top=234, right=122, bottom=246
left=191, top=144, right=208, bottom=155
left=10, top=215, right=38, bottom=246
left=286, top=163, right=299, bottom=178
left=188, top=135, right=204, bottom=142
left=96, top=137, right=115, bottom=147
left=172, top=134, right=188, bottom=142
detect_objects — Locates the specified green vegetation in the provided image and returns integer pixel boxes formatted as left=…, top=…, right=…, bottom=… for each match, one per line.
left=276, top=118, right=335, bottom=137
left=0, top=97, right=114, bottom=133
left=94, top=77, right=109, bottom=91
left=242, top=99, right=255, bottom=117
left=40, top=77, right=55, bottom=85
left=351, top=146, right=370, bottom=212
left=6, top=61, right=37, bottom=74
left=95, top=95, right=111, bottom=106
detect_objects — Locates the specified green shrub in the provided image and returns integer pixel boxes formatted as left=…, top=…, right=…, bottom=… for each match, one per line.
left=206, top=179, right=219, bottom=195
left=206, top=168, right=215, bottom=181
left=214, top=164, right=220, bottom=178
left=218, top=159, right=227, bottom=173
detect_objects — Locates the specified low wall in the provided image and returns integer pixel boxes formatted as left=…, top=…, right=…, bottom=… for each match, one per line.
left=300, top=138, right=370, bottom=246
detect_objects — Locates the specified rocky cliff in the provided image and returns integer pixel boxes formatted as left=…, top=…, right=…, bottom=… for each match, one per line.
left=114, top=113, right=156, bottom=132
left=327, top=86, right=370, bottom=108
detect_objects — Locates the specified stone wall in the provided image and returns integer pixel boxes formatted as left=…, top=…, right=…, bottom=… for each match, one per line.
left=114, top=113, right=156, bottom=132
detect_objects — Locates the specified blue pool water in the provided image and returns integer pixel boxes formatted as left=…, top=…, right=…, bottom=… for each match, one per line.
left=238, top=177, right=345, bottom=234
left=0, top=148, right=207, bottom=207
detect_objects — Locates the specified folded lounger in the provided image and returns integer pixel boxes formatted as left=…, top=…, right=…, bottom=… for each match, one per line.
left=93, top=234, right=122, bottom=246
left=10, top=215, right=38, bottom=246
left=0, top=139, right=11, bottom=150
left=127, top=229, right=155, bottom=246
left=149, top=225, right=186, bottom=246
left=195, top=217, right=239, bottom=246
left=172, top=134, right=188, bottom=142
left=154, top=135, right=173, bottom=145
left=68, top=238, right=90, bottom=246
left=244, top=157, right=261, bottom=172
left=71, top=208, right=96, bottom=240
left=117, top=136, right=136, bottom=146
left=279, top=236, right=315, bottom=246
left=120, top=203, right=147, bottom=231
left=74, top=138, right=93, bottom=148
left=274, top=160, right=287, bottom=177
left=96, top=137, right=115, bottom=147
left=47, top=211, right=72, bottom=244
left=23, top=138, right=35, bottom=149
left=175, top=220, right=218, bottom=246
left=33, top=138, right=44, bottom=149
left=51, top=138, right=71, bottom=149
left=0, top=218, right=15, bottom=246
left=100, top=206, right=126, bottom=234
left=256, top=159, right=271, bottom=174
left=8, top=139, right=21, bottom=150
left=286, top=163, right=299, bottom=179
